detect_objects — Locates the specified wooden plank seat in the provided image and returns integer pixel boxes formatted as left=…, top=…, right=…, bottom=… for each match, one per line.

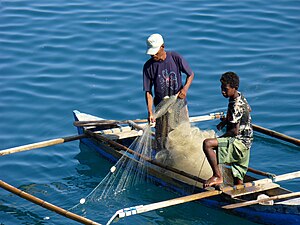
left=223, top=182, right=280, bottom=198
left=92, top=125, right=147, bottom=140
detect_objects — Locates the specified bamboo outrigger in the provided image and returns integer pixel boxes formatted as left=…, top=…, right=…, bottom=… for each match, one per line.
left=0, top=179, right=101, bottom=225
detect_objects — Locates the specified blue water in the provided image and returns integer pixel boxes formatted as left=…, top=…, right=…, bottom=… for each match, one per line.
left=0, top=0, right=299, bottom=224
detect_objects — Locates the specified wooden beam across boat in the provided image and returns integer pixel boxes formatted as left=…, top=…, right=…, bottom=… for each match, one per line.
left=223, top=192, right=300, bottom=209
left=74, top=112, right=225, bottom=128
left=223, top=182, right=280, bottom=198
left=74, top=119, right=148, bottom=127
left=77, top=108, right=299, bottom=148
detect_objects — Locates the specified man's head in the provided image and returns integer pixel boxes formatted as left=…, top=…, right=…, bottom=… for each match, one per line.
left=146, top=33, right=164, bottom=55
left=220, top=71, right=239, bottom=98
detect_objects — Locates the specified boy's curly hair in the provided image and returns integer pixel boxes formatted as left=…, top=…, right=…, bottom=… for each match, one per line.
left=220, top=71, right=239, bottom=89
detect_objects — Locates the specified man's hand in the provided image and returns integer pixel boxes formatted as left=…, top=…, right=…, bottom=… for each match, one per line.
left=178, top=88, right=187, bottom=99
left=148, top=114, right=156, bottom=124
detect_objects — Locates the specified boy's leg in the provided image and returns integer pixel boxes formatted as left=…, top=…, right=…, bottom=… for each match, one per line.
left=203, top=138, right=223, bottom=187
left=230, top=139, right=250, bottom=185
left=233, top=177, right=243, bottom=185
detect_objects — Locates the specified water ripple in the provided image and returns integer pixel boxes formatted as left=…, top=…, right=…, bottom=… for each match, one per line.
left=0, top=1, right=299, bottom=224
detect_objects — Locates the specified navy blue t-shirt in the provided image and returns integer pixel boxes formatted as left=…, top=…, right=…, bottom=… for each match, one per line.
left=143, top=51, right=193, bottom=106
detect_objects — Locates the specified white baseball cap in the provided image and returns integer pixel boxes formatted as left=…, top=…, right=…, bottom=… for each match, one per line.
left=146, top=33, right=164, bottom=55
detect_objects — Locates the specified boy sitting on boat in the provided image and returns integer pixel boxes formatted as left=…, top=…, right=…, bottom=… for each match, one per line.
left=203, top=71, right=253, bottom=187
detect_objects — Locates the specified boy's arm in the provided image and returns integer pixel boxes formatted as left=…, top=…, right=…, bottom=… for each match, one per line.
left=220, top=122, right=239, bottom=137
left=220, top=100, right=242, bottom=137
left=219, top=110, right=240, bottom=137
left=217, top=117, right=227, bottom=130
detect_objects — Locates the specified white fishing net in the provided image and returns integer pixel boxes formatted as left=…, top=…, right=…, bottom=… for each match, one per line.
left=70, top=95, right=216, bottom=218
left=153, top=96, right=214, bottom=180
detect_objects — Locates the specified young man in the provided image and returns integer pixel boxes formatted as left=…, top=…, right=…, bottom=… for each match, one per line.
left=203, top=71, right=253, bottom=187
left=143, top=33, right=194, bottom=151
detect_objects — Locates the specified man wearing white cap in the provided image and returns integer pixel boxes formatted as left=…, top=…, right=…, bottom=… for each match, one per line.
left=143, top=33, right=194, bottom=152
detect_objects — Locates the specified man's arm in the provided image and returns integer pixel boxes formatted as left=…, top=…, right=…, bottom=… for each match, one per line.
left=145, top=91, right=155, bottom=123
left=178, top=72, right=194, bottom=99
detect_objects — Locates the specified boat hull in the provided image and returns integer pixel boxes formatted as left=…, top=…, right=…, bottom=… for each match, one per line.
left=73, top=110, right=300, bottom=225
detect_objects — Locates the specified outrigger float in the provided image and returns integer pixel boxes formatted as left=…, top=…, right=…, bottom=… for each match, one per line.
left=73, top=110, right=300, bottom=225
left=0, top=110, right=299, bottom=225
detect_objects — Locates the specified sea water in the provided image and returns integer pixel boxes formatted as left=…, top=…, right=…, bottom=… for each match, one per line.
left=0, top=0, right=299, bottom=224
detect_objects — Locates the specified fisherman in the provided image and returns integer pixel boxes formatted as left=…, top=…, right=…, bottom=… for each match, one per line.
left=203, top=71, right=253, bottom=187
left=143, top=33, right=194, bottom=151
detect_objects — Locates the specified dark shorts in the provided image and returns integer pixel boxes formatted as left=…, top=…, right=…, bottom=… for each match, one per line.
left=217, top=137, right=250, bottom=180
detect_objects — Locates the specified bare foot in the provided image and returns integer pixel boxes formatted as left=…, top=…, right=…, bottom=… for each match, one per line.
left=234, top=177, right=243, bottom=185
left=204, top=176, right=223, bottom=188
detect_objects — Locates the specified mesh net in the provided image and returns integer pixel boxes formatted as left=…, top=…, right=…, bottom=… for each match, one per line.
left=154, top=96, right=214, bottom=180
left=70, top=95, right=216, bottom=217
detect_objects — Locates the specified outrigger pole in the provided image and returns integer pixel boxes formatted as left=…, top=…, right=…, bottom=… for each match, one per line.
left=106, top=170, right=300, bottom=225
left=0, top=134, right=87, bottom=156
left=0, top=179, right=101, bottom=225
left=252, top=124, right=300, bottom=146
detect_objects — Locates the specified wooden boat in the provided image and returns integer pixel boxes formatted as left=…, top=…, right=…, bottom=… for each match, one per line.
left=73, top=110, right=300, bottom=225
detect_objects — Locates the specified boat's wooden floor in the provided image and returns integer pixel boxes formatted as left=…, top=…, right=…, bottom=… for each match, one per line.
left=94, top=128, right=143, bottom=140
left=75, top=111, right=146, bottom=140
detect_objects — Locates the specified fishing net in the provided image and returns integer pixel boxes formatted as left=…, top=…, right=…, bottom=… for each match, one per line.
left=70, top=95, right=215, bottom=217
left=69, top=126, right=154, bottom=216
left=153, top=96, right=214, bottom=180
